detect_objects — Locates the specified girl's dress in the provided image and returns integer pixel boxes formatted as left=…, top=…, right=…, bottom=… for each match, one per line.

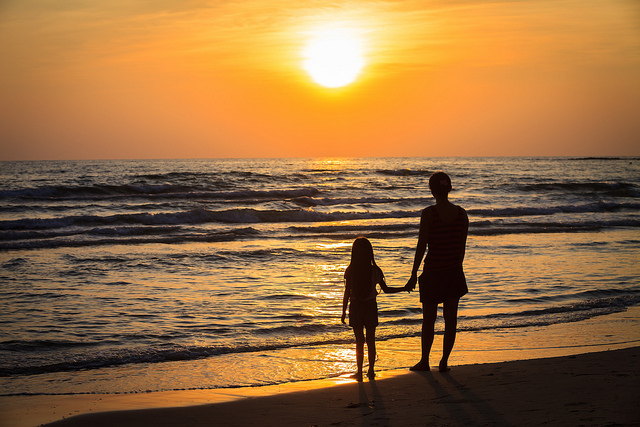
left=345, top=265, right=383, bottom=329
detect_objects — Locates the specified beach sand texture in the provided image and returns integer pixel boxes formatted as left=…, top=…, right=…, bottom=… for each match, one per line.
left=3, top=346, right=637, bottom=427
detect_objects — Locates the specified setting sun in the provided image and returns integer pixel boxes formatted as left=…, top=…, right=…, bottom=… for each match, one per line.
left=302, top=27, right=366, bottom=88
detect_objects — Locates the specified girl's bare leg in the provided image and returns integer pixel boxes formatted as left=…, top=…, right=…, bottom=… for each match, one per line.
left=365, top=326, right=376, bottom=379
left=352, top=327, right=365, bottom=381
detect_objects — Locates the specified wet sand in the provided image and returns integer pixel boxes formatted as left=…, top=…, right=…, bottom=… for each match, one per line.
left=2, top=346, right=638, bottom=427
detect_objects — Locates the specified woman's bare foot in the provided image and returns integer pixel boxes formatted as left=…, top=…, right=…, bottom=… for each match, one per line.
left=410, top=361, right=430, bottom=371
left=439, top=360, right=451, bottom=372
left=367, top=368, right=375, bottom=380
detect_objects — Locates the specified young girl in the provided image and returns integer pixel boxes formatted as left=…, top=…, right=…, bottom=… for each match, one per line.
left=341, top=237, right=405, bottom=381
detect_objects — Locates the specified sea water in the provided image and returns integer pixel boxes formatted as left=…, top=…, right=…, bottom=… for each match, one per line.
left=1, top=157, right=639, bottom=395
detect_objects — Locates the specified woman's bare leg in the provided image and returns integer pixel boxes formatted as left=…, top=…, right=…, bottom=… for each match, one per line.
left=440, top=298, right=459, bottom=372
left=410, top=303, right=438, bottom=371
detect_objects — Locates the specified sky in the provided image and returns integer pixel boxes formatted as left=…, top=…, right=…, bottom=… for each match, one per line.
left=1, top=0, right=639, bottom=160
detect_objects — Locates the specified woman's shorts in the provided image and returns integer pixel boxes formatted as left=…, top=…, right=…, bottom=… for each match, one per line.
left=349, top=298, right=378, bottom=329
left=419, top=267, right=468, bottom=304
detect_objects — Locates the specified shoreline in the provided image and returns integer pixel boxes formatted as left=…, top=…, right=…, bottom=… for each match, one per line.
left=2, top=345, right=638, bottom=427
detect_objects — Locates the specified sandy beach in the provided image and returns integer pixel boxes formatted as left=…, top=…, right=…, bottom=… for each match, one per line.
left=1, top=346, right=636, bottom=427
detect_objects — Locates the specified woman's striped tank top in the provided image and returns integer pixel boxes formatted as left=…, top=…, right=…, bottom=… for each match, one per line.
left=425, top=205, right=467, bottom=272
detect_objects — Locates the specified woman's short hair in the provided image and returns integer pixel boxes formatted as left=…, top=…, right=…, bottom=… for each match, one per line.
left=429, top=171, right=452, bottom=195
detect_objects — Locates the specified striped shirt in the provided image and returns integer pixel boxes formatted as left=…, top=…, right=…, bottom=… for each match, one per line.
left=424, top=205, right=468, bottom=272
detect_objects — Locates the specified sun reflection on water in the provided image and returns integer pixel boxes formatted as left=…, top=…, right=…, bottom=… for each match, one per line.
left=315, top=242, right=351, bottom=250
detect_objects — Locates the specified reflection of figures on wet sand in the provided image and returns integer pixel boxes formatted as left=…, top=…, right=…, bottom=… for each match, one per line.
left=342, top=237, right=405, bottom=381
left=405, top=172, right=469, bottom=372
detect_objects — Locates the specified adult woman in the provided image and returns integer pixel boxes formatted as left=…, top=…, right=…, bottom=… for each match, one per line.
left=405, top=171, right=469, bottom=372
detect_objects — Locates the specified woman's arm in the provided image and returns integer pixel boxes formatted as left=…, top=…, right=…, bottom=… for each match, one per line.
left=406, top=208, right=431, bottom=291
left=460, top=208, right=469, bottom=262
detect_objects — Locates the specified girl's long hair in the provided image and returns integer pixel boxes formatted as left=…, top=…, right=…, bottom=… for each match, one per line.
left=345, top=237, right=378, bottom=299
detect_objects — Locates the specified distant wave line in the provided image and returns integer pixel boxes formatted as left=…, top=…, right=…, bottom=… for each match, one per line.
left=2, top=200, right=639, bottom=231
left=0, top=186, right=324, bottom=201
left=2, top=219, right=639, bottom=250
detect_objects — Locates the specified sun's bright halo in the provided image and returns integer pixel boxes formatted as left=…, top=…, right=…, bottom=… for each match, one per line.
left=302, top=28, right=365, bottom=88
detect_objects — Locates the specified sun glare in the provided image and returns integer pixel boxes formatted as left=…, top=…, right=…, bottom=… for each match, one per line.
left=302, top=27, right=366, bottom=88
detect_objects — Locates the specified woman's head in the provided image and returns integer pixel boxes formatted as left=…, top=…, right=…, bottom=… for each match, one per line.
left=429, top=171, right=452, bottom=197
left=350, top=237, right=375, bottom=267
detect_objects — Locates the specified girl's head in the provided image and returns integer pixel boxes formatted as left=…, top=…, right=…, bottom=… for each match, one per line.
left=429, top=171, right=452, bottom=197
left=350, top=237, right=375, bottom=267
left=347, top=237, right=378, bottom=298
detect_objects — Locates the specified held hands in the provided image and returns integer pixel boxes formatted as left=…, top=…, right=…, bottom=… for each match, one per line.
left=404, top=273, right=418, bottom=293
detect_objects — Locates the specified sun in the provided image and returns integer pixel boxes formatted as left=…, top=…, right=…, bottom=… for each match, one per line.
left=302, top=28, right=365, bottom=88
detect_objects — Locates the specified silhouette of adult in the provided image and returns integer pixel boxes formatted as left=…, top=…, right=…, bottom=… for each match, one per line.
left=405, top=171, right=469, bottom=372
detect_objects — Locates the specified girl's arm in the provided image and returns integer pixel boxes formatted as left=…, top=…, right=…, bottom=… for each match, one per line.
left=341, top=280, right=349, bottom=324
left=379, top=275, right=407, bottom=294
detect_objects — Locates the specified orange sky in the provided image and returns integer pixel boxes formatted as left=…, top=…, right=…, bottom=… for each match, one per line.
left=1, top=0, right=639, bottom=160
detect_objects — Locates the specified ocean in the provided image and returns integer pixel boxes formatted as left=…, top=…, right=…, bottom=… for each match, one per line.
left=1, top=157, right=639, bottom=396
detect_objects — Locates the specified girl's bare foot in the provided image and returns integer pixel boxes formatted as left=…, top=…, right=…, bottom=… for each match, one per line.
left=410, top=361, right=430, bottom=371
left=367, top=368, right=375, bottom=380
left=350, top=372, right=363, bottom=382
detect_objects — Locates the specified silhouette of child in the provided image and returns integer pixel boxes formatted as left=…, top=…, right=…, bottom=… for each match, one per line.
left=341, top=237, right=405, bottom=381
